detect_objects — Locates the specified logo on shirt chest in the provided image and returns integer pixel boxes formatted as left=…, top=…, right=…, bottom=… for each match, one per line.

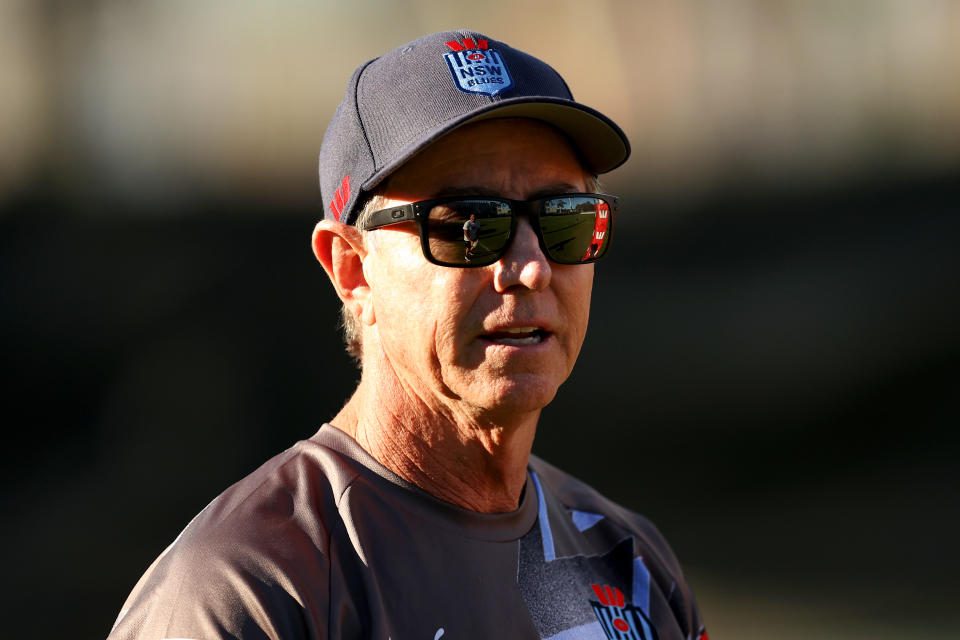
left=590, top=584, right=658, bottom=640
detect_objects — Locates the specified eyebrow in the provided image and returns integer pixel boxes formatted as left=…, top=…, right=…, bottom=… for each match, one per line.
left=429, top=182, right=587, bottom=200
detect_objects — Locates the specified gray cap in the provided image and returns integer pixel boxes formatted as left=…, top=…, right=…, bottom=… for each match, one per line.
left=318, top=29, right=630, bottom=225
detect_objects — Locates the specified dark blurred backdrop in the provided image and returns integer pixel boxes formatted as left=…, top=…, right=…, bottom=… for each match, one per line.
left=2, top=2, right=958, bottom=638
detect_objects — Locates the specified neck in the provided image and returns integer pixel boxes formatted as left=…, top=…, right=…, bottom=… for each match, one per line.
left=330, top=365, right=539, bottom=513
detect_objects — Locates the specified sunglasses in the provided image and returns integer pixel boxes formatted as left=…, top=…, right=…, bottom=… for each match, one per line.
left=361, top=193, right=617, bottom=267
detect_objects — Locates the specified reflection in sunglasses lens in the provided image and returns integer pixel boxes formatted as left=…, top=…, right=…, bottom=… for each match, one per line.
left=541, top=197, right=611, bottom=263
left=427, top=200, right=512, bottom=265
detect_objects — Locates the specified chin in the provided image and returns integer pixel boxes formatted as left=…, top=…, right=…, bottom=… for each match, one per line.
left=472, top=372, right=562, bottom=417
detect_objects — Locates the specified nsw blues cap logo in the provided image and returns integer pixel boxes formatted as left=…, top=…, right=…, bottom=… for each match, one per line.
left=444, top=38, right=513, bottom=97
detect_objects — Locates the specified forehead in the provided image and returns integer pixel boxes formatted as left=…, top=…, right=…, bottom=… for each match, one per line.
left=379, top=118, right=590, bottom=202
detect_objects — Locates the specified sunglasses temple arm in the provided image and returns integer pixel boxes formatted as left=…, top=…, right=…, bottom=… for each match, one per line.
left=364, top=203, right=417, bottom=230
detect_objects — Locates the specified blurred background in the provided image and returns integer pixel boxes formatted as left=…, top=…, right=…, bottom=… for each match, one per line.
left=2, top=0, right=958, bottom=638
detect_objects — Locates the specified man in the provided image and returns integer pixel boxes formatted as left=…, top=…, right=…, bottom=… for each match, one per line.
left=463, top=212, right=480, bottom=260
left=108, top=31, right=706, bottom=640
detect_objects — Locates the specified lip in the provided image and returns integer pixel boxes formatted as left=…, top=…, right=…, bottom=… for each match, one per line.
left=477, top=324, right=554, bottom=348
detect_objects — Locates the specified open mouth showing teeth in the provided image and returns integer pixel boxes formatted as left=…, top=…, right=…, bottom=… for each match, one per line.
left=482, top=327, right=549, bottom=346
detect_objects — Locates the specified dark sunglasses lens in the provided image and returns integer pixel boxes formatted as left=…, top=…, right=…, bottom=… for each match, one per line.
left=539, top=196, right=613, bottom=263
left=425, top=200, right=512, bottom=265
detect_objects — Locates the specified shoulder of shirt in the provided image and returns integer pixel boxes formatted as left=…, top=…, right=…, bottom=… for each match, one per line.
left=108, top=437, right=366, bottom=637
left=161, top=435, right=365, bottom=565
left=527, top=454, right=685, bottom=575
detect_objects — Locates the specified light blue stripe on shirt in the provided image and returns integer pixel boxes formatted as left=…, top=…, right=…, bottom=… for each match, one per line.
left=530, top=471, right=555, bottom=562
left=633, top=556, right=650, bottom=613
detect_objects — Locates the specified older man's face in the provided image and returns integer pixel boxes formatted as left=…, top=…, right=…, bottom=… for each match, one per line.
left=363, top=119, right=594, bottom=419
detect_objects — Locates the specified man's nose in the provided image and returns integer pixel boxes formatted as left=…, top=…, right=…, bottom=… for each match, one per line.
left=492, top=217, right=552, bottom=292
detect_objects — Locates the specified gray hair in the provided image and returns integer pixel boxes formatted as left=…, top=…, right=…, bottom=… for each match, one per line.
left=339, top=193, right=388, bottom=365
left=338, top=175, right=601, bottom=366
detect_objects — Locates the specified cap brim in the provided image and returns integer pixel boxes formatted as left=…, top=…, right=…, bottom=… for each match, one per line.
left=361, top=96, right=630, bottom=195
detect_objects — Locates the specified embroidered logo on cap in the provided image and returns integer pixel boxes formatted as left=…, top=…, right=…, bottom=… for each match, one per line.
left=444, top=38, right=513, bottom=97
left=330, top=174, right=350, bottom=221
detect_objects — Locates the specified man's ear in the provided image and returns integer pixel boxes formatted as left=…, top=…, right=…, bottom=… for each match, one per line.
left=312, top=220, right=372, bottom=325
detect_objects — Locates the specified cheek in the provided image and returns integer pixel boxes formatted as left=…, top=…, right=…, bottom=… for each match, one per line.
left=560, top=268, right=594, bottom=351
left=368, top=239, right=430, bottom=353
left=368, top=236, right=475, bottom=365
left=427, top=276, right=479, bottom=362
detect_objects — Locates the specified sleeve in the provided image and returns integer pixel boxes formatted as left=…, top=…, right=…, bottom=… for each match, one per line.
left=106, top=520, right=331, bottom=640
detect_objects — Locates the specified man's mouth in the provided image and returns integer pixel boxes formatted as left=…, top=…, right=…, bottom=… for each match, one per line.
left=481, top=327, right=549, bottom=346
